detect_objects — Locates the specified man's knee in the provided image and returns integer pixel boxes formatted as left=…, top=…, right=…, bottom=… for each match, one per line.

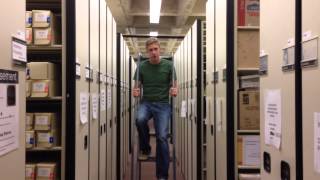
left=135, top=114, right=147, bottom=126
left=156, top=133, right=168, bottom=143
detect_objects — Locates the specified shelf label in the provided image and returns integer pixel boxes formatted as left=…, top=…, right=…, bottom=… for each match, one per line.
left=76, top=61, right=81, bottom=78
left=282, top=46, right=295, bottom=72
left=302, top=36, right=318, bottom=68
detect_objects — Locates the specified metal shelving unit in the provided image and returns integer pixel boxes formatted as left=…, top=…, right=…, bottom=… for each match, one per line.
left=25, top=0, right=65, bottom=179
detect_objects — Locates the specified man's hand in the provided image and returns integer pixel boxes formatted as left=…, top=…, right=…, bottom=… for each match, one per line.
left=133, top=88, right=140, bottom=97
left=170, top=87, right=178, bottom=97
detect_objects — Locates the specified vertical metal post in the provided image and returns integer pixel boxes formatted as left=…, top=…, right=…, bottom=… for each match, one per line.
left=171, top=52, right=177, bottom=180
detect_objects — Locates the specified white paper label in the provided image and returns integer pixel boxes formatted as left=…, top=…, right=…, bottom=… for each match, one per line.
left=37, top=167, right=51, bottom=177
left=242, top=136, right=260, bottom=166
left=34, top=12, right=49, bottom=22
left=216, top=98, right=223, bottom=132
left=101, top=90, right=106, bottom=111
left=35, top=30, right=49, bottom=39
left=264, top=89, right=282, bottom=149
left=35, top=116, right=49, bottom=125
left=107, top=88, right=112, bottom=109
left=85, top=65, right=90, bottom=79
left=314, top=112, right=320, bottom=173
left=303, top=31, right=312, bottom=41
left=287, top=38, right=295, bottom=47
left=92, top=93, right=99, bottom=120
left=80, top=92, right=89, bottom=124
left=76, top=64, right=81, bottom=77
left=37, top=133, right=51, bottom=142
left=180, top=101, right=187, bottom=118
left=25, top=167, right=34, bottom=177
left=12, top=40, right=27, bottom=63
left=33, top=82, right=47, bottom=92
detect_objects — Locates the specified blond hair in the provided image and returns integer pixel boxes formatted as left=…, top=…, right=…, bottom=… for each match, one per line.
left=145, top=37, right=160, bottom=49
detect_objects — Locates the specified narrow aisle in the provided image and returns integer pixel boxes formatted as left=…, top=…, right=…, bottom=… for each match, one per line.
left=124, top=120, right=185, bottom=180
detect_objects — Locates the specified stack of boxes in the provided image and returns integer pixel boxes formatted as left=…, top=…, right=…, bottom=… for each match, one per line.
left=26, top=62, right=60, bottom=98
left=25, top=10, right=61, bottom=45
left=26, top=163, right=57, bottom=180
left=25, top=112, right=59, bottom=149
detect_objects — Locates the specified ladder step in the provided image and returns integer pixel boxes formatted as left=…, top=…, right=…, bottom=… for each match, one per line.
left=138, top=156, right=174, bottom=162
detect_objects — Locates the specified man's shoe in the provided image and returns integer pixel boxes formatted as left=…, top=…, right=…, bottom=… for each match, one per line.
left=138, top=150, right=151, bottom=160
left=158, top=178, right=167, bottom=180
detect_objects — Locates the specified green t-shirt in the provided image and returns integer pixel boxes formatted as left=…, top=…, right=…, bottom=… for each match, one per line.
left=134, top=59, right=177, bottom=103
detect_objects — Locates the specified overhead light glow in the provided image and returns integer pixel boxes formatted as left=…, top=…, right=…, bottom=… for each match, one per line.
left=149, top=31, right=158, bottom=37
left=150, top=0, right=162, bottom=24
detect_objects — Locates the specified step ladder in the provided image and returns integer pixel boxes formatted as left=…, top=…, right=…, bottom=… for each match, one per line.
left=131, top=53, right=177, bottom=180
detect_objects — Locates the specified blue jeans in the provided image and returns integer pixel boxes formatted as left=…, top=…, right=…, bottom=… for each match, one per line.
left=136, top=101, right=171, bottom=179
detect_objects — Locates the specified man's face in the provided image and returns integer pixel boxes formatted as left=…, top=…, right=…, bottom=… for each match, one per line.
left=147, top=43, right=160, bottom=62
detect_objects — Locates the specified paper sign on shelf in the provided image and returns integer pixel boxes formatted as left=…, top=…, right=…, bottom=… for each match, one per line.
left=92, top=93, right=98, bottom=120
left=80, top=92, right=89, bottom=124
left=0, top=69, right=19, bottom=156
left=264, top=89, right=282, bottom=149
left=314, top=112, right=320, bottom=173
left=180, top=100, right=187, bottom=118
left=100, top=89, right=106, bottom=111
left=216, top=98, right=223, bottom=132
left=107, top=88, right=112, bottom=109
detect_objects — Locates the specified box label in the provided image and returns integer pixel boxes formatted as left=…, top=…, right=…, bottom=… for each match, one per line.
left=37, top=167, right=51, bottom=177
left=33, top=82, right=48, bottom=93
left=34, top=12, right=49, bottom=22
left=35, top=30, right=49, bottom=39
left=25, top=167, right=35, bottom=177
left=38, top=133, right=51, bottom=142
left=35, top=115, right=50, bottom=126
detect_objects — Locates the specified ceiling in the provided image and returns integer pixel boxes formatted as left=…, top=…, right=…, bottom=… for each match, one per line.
left=106, top=0, right=206, bottom=57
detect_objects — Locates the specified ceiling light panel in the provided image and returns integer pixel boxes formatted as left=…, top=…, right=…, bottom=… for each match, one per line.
left=150, top=0, right=162, bottom=24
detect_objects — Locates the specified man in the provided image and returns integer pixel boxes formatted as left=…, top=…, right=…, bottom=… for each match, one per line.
left=133, top=37, right=177, bottom=180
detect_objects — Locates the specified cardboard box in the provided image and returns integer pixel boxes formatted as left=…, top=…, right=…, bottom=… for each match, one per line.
left=238, top=0, right=260, bottom=26
left=239, top=173, right=261, bottom=180
left=36, top=163, right=56, bottom=180
left=31, top=80, right=59, bottom=97
left=237, top=30, right=259, bottom=68
left=26, top=113, right=34, bottom=130
left=36, top=130, right=59, bottom=148
left=237, top=135, right=260, bottom=166
left=26, top=80, right=32, bottom=97
left=26, top=11, right=32, bottom=28
left=34, top=113, right=57, bottom=131
left=26, top=28, right=33, bottom=45
left=34, top=28, right=59, bottom=45
left=238, top=90, right=260, bottom=130
left=32, top=10, right=52, bottom=28
left=26, top=131, right=35, bottom=149
left=28, top=62, right=58, bottom=80
left=26, top=164, right=36, bottom=180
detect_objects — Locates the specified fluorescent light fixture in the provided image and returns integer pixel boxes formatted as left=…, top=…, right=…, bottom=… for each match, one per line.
left=150, top=0, right=162, bottom=24
left=149, top=31, right=158, bottom=37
